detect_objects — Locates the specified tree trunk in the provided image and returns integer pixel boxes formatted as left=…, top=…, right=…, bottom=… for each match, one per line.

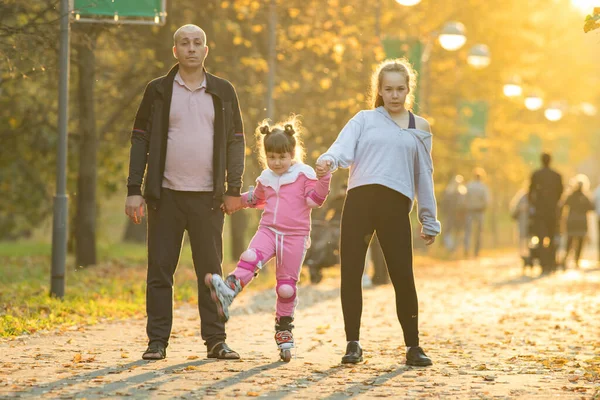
left=75, top=29, right=98, bottom=267
left=370, top=234, right=390, bottom=285
left=123, top=218, right=147, bottom=243
left=230, top=211, right=248, bottom=263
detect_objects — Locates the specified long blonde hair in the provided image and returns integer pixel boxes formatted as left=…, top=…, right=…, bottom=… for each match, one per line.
left=368, top=58, right=418, bottom=111
left=254, top=116, right=306, bottom=169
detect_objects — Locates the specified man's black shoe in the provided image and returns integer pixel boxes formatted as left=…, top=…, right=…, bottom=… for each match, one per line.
left=406, top=346, right=432, bottom=366
left=142, top=342, right=166, bottom=360
left=207, top=342, right=240, bottom=360
left=341, top=341, right=363, bottom=364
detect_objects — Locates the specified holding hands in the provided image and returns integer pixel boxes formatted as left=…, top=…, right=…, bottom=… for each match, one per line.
left=316, top=159, right=332, bottom=179
left=222, top=195, right=243, bottom=215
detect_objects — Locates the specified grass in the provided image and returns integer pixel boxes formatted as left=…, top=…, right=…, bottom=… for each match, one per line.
left=0, top=239, right=279, bottom=338
left=1, top=193, right=521, bottom=339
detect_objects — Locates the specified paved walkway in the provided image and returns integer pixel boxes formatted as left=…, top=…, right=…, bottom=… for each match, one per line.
left=1, top=255, right=599, bottom=399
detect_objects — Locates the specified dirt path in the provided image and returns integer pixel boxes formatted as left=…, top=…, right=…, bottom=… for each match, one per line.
left=1, top=254, right=600, bottom=399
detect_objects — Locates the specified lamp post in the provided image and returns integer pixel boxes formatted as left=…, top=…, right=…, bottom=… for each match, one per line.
left=438, top=22, right=467, bottom=51
left=580, top=102, right=597, bottom=116
left=524, top=94, right=544, bottom=111
left=467, top=44, right=491, bottom=69
left=503, top=76, right=523, bottom=97
left=545, top=103, right=563, bottom=121
left=51, top=0, right=70, bottom=299
left=395, top=0, right=422, bottom=5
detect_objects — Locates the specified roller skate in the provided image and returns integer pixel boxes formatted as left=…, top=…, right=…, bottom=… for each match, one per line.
left=275, top=316, right=295, bottom=362
left=205, top=274, right=241, bottom=322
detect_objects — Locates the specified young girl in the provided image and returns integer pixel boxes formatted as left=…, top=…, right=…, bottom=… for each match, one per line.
left=205, top=118, right=331, bottom=362
left=316, top=58, right=440, bottom=366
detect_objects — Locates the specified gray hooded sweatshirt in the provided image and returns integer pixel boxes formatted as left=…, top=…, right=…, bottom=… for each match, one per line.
left=318, top=107, right=441, bottom=236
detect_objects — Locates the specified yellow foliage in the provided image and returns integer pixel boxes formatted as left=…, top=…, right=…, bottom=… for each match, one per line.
left=320, top=78, right=332, bottom=90
left=288, top=8, right=300, bottom=18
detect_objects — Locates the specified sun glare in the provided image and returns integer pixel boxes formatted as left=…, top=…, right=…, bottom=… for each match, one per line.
left=571, top=0, right=600, bottom=14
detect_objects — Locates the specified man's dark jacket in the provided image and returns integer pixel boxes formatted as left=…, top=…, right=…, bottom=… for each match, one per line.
left=127, top=64, right=245, bottom=209
left=528, top=166, right=563, bottom=214
left=528, top=166, right=563, bottom=238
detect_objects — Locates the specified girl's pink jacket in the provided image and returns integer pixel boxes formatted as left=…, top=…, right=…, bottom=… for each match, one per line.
left=241, top=163, right=332, bottom=235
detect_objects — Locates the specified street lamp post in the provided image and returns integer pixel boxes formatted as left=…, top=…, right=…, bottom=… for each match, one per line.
left=51, top=0, right=71, bottom=299
left=580, top=102, right=597, bottom=116
left=503, top=76, right=523, bottom=97
left=418, top=22, right=471, bottom=114
left=524, top=94, right=544, bottom=111
left=395, top=0, right=422, bottom=5
left=467, top=44, right=491, bottom=69
left=438, top=22, right=467, bottom=51
left=545, top=103, right=563, bottom=121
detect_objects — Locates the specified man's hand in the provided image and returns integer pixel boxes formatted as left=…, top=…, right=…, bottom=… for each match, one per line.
left=316, top=160, right=332, bottom=179
left=125, top=195, right=146, bottom=224
left=222, top=195, right=242, bottom=215
left=420, top=233, right=436, bottom=246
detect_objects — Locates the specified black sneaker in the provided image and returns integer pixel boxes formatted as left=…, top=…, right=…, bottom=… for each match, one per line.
left=341, top=341, right=363, bottom=364
left=406, top=346, right=432, bottom=366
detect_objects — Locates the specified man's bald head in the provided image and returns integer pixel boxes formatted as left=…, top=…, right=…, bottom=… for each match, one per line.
left=173, top=24, right=206, bottom=45
left=172, top=24, right=209, bottom=69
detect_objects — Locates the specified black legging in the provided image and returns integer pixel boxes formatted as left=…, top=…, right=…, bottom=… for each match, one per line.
left=340, top=184, right=419, bottom=346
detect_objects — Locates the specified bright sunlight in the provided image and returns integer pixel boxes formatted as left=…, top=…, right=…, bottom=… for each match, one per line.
left=571, top=0, right=600, bottom=14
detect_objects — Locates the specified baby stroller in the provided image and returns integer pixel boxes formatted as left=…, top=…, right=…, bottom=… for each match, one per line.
left=525, top=206, right=560, bottom=273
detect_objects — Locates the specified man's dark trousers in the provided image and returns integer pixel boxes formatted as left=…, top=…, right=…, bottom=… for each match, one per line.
left=146, top=188, right=226, bottom=349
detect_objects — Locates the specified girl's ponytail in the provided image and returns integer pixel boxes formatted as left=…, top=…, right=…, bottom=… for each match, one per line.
left=260, top=125, right=271, bottom=135
left=284, top=124, right=295, bottom=136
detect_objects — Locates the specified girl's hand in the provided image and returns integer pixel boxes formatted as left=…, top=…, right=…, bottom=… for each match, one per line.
left=420, top=233, right=436, bottom=246
left=316, top=160, right=331, bottom=178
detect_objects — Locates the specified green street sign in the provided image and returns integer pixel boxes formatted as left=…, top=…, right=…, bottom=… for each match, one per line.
left=458, top=100, right=488, bottom=137
left=73, top=0, right=165, bottom=24
left=520, top=133, right=542, bottom=166
left=553, top=137, right=570, bottom=164
left=381, top=37, right=404, bottom=59
left=457, top=100, right=488, bottom=155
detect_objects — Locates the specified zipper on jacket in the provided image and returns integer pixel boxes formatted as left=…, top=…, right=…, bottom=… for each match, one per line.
left=272, top=175, right=281, bottom=225
left=211, top=104, right=226, bottom=211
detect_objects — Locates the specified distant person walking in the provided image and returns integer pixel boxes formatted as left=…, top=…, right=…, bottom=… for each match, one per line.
left=528, top=153, right=563, bottom=274
left=559, top=175, right=594, bottom=269
left=440, top=174, right=467, bottom=252
left=510, top=187, right=531, bottom=268
left=594, top=183, right=600, bottom=262
left=464, top=168, right=490, bottom=258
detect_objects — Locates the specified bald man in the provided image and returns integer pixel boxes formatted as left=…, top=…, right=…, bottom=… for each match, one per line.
left=126, top=24, right=245, bottom=360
